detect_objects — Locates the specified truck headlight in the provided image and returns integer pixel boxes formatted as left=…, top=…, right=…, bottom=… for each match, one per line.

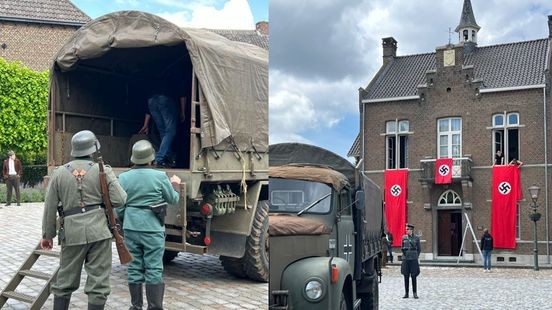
left=304, top=279, right=324, bottom=301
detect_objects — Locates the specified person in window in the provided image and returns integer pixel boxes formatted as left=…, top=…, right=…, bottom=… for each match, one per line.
left=481, top=228, right=494, bottom=272
left=494, top=150, right=504, bottom=165
left=509, top=158, right=523, bottom=167
left=401, top=223, right=421, bottom=299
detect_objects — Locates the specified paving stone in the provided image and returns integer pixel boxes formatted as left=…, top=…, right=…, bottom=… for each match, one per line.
left=0, top=203, right=268, bottom=309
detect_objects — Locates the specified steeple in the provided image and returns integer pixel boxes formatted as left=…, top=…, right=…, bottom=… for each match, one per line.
left=455, top=0, right=480, bottom=44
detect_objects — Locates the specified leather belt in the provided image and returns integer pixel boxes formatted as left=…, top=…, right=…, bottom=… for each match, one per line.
left=63, top=204, right=104, bottom=217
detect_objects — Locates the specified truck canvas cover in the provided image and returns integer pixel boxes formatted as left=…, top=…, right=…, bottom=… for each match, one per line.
left=49, top=10, right=268, bottom=156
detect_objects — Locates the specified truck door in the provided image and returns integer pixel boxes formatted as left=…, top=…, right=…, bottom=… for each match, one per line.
left=337, top=189, right=355, bottom=271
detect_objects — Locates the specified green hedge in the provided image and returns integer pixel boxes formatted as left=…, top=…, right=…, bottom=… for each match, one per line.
left=0, top=183, right=45, bottom=203
left=0, top=58, right=49, bottom=166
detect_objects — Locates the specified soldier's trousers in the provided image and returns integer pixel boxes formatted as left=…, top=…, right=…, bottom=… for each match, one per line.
left=124, top=229, right=165, bottom=284
left=52, top=238, right=112, bottom=305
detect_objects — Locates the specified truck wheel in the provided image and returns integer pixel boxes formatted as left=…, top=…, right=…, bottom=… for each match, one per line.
left=162, top=250, right=179, bottom=263
left=339, top=290, right=351, bottom=310
left=243, top=200, right=269, bottom=282
left=359, top=275, right=379, bottom=310
left=220, top=256, right=247, bottom=278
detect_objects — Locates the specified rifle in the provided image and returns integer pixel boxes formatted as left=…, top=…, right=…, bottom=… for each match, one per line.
left=97, top=152, right=133, bottom=265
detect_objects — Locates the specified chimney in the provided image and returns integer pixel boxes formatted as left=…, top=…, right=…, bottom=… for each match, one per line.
left=256, top=21, right=269, bottom=36
left=382, top=37, right=397, bottom=65
left=548, top=15, right=552, bottom=38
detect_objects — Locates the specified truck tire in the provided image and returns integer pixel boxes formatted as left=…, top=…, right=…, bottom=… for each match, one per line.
left=359, top=274, right=379, bottom=310
left=243, top=200, right=269, bottom=282
left=162, top=250, right=179, bottom=263
left=220, top=256, right=248, bottom=279
left=339, top=290, right=351, bottom=310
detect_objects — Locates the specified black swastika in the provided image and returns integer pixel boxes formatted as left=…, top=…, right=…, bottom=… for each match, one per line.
left=498, top=182, right=511, bottom=194
left=439, top=165, right=450, bottom=176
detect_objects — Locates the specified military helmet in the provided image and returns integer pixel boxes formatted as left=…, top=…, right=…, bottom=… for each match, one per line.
left=131, top=140, right=155, bottom=165
left=71, top=130, right=100, bottom=157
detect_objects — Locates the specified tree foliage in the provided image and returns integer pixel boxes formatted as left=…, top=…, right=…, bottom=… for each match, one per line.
left=0, top=58, right=48, bottom=164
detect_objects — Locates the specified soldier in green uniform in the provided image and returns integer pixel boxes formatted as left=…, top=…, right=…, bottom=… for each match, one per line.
left=116, top=140, right=181, bottom=310
left=401, top=223, right=421, bottom=299
left=40, top=130, right=127, bottom=310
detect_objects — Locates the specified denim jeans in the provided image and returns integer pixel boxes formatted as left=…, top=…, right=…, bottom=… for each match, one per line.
left=387, top=244, right=393, bottom=261
left=148, top=95, right=178, bottom=163
left=483, top=250, right=492, bottom=270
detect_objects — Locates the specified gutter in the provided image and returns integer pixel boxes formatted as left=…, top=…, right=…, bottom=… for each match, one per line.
left=0, top=15, right=87, bottom=27
left=479, top=84, right=546, bottom=93
left=362, top=95, right=419, bottom=104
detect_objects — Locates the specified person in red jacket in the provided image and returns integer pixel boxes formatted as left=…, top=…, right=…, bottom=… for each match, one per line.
left=2, top=150, right=22, bottom=206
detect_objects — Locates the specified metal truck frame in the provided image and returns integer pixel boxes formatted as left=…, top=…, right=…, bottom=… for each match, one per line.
left=269, top=143, right=383, bottom=309
left=47, top=11, right=269, bottom=282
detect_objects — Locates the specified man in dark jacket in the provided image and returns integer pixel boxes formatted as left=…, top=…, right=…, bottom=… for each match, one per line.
left=3, top=150, right=22, bottom=206
left=401, top=223, right=421, bottom=299
left=481, top=228, right=494, bottom=272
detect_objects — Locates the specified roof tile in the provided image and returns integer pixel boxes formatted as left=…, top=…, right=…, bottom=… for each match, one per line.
left=0, top=0, right=90, bottom=25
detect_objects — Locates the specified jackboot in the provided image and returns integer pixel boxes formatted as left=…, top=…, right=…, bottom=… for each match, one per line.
left=53, top=296, right=71, bottom=310
left=402, top=276, right=409, bottom=298
left=129, top=283, right=144, bottom=310
left=88, top=303, right=105, bottom=310
left=412, top=276, right=418, bottom=299
left=146, top=283, right=165, bottom=310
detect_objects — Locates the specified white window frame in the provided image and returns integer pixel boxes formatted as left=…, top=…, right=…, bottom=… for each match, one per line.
left=384, top=119, right=411, bottom=169
left=437, top=117, right=462, bottom=159
left=491, top=112, right=522, bottom=163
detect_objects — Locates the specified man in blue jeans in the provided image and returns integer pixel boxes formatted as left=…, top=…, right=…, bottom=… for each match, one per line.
left=481, top=228, right=494, bottom=272
left=139, top=94, right=186, bottom=167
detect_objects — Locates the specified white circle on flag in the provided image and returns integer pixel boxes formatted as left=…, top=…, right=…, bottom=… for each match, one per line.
left=438, top=164, right=450, bottom=176
left=498, top=182, right=512, bottom=195
left=390, top=184, right=402, bottom=197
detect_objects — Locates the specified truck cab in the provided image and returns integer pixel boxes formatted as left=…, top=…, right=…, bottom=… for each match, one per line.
left=268, top=143, right=383, bottom=310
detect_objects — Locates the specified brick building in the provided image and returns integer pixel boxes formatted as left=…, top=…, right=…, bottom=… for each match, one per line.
left=0, top=0, right=90, bottom=71
left=352, top=0, right=552, bottom=266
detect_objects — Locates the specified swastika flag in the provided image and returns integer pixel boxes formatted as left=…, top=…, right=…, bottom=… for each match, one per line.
left=435, top=158, right=453, bottom=184
left=384, top=169, right=408, bottom=247
left=491, top=165, right=522, bottom=249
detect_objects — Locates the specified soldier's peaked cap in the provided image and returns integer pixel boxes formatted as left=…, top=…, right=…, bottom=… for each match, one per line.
left=406, top=223, right=415, bottom=229
left=71, top=130, right=100, bottom=157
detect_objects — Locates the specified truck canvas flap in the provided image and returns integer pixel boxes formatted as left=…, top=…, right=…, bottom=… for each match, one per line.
left=50, top=10, right=268, bottom=152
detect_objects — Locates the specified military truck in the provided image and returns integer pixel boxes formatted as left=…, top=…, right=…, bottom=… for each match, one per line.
left=269, top=143, right=384, bottom=309
left=47, top=11, right=269, bottom=282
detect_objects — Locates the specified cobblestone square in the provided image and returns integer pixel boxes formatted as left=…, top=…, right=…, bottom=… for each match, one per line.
left=0, top=203, right=267, bottom=309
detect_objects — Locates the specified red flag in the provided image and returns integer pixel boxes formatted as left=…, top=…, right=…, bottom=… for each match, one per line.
left=384, top=169, right=408, bottom=247
left=435, top=158, right=453, bottom=184
left=491, top=166, right=522, bottom=249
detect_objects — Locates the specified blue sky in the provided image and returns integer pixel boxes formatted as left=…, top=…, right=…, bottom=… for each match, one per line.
left=72, top=0, right=268, bottom=28
left=269, top=0, right=552, bottom=160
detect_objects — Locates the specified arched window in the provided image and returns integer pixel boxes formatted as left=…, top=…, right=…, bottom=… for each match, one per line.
left=438, top=190, right=462, bottom=207
left=471, top=30, right=477, bottom=42
left=463, top=30, right=469, bottom=41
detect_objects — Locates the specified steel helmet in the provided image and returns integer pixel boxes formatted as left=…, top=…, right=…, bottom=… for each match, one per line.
left=131, top=140, right=155, bottom=165
left=71, top=130, right=100, bottom=157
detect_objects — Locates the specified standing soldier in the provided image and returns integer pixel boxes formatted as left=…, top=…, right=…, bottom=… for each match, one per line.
left=40, top=130, right=127, bottom=310
left=116, top=140, right=181, bottom=310
left=401, top=223, right=421, bottom=299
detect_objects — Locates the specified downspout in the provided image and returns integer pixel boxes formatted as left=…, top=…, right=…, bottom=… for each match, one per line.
left=544, top=86, right=550, bottom=264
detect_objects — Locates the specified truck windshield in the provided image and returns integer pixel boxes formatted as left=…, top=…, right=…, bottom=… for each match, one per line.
left=269, top=178, right=331, bottom=214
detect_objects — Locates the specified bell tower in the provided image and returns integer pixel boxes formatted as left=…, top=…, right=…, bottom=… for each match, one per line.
left=455, top=0, right=480, bottom=45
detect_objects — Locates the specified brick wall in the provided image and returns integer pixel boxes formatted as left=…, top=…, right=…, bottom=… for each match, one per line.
left=362, top=46, right=551, bottom=260
left=0, top=21, right=79, bottom=71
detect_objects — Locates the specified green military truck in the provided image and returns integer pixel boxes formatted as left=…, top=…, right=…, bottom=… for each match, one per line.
left=47, top=11, right=269, bottom=282
left=269, top=143, right=383, bottom=309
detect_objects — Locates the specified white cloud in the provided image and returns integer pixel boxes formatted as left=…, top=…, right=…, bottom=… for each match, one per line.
left=157, top=0, right=254, bottom=29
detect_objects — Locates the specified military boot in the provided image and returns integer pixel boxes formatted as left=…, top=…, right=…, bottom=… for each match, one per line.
left=146, top=283, right=165, bottom=310
left=412, top=276, right=418, bottom=299
left=88, top=303, right=105, bottom=310
left=53, top=296, right=71, bottom=310
left=403, top=276, right=409, bottom=298
left=129, top=283, right=144, bottom=310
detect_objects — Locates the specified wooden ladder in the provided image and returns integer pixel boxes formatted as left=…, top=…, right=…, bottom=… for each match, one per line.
left=0, top=243, right=60, bottom=309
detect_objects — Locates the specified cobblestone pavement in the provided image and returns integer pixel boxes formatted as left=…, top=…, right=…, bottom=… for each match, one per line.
left=379, top=265, right=552, bottom=309
left=0, top=203, right=267, bottom=309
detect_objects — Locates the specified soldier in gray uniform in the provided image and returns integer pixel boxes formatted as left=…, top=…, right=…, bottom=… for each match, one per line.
left=116, top=140, right=181, bottom=310
left=401, top=223, right=421, bottom=299
left=40, top=130, right=127, bottom=310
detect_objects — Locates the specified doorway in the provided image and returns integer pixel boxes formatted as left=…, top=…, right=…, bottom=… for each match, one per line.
left=437, top=210, right=462, bottom=256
